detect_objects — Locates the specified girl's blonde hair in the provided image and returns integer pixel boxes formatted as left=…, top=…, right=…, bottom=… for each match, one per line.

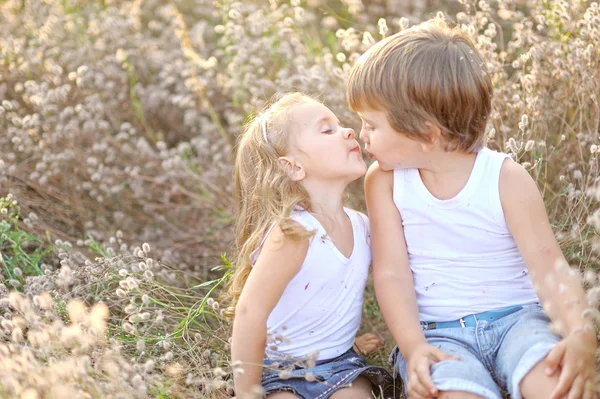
left=226, top=92, right=317, bottom=316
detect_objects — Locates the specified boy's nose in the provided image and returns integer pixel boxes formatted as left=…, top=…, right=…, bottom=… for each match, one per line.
left=359, top=128, right=369, bottom=144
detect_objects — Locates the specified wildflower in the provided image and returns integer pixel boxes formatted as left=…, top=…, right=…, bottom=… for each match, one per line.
left=142, top=242, right=150, bottom=253
left=590, top=144, right=598, bottom=154
left=141, top=294, right=150, bottom=305
left=213, top=367, right=226, bottom=377
left=398, top=17, right=409, bottom=30
left=1, top=319, right=13, bottom=331
left=278, top=370, right=292, bottom=379
left=136, top=339, right=145, bottom=352
left=20, top=388, right=39, bottom=399
left=35, top=292, right=53, bottom=310
left=212, top=301, right=220, bottom=311
left=124, top=304, right=137, bottom=314
left=507, top=137, right=520, bottom=153
left=115, top=288, right=127, bottom=298
left=11, top=327, right=24, bottom=343
left=583, top=270, right=597, bottom=284
left=67, top=299, right=87, bottom=323
left=304, top=372, right=317, bottom=382
left=143, top=359, right=155, bottom=373
left=378, top=18, right=388, bottom=37
left=118, top=269, right=128, bottom=277
left=13, top=267, right=22, bottom=277
left=8, top=279, right=21, bottom=288
left=143, top=270, right=153, bottom=280
left=361, top=32, right=375, bottom=47
left=524, top=140, right=535, bottom=152
left=122, top=322, right=134, bottom=333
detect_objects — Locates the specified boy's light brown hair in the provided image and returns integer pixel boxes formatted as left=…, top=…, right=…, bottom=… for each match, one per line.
left=347, top=17, right=492, bottom=152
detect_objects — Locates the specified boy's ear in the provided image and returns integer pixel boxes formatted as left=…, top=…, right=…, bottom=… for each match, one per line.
left=421, top=121, right=442, bottom=151
left=279, top=156, right=306, bottom=181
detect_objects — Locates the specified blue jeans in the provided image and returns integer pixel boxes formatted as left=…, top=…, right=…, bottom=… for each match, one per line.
left=390, top=304, right=560, bottom=399
left=261, top=347, right=397, bottom=398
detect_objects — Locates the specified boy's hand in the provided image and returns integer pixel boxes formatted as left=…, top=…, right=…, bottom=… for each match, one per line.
left=545, top=330, right=597, bottom=399
left=406, top=343, right=458, bottom=399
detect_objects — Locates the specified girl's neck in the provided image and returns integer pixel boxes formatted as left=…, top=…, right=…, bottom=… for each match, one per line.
left=301, top=180, right=347, bottom=221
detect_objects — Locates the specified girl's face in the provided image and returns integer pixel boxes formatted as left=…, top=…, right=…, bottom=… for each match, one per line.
left=357, top=108, right=426, bottom=171
left=286, top=102, right=367, bottom=183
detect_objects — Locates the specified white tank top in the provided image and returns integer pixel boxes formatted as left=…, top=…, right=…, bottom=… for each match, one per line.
left=393, top=148, right=539, bottom=321
left=250, top=208, right=371, bottom=360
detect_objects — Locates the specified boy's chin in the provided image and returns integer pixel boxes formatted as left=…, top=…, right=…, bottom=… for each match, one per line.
left=375, top=160, right=393, bottom=172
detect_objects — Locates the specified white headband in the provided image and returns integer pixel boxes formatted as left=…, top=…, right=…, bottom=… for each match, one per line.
left=259, top=112, right=269, bottom=144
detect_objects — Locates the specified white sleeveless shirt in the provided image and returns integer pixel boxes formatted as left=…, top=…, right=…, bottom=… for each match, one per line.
left=393, top=148, right=539, bottom=321
left=250, top=208, right=371, bottom=361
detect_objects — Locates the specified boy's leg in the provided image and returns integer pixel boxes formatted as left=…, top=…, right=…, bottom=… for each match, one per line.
left=519, top=360, right=560, bottom=399
left=391, top=328, right=503, bottom=399
left=495, top=304, right=561, bottom=399
left=330, top=376, right=373, bottom=399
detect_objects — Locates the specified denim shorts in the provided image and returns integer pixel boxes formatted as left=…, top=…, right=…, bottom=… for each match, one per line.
left=261, top=347, right=399, bottom=398
left=390, top=304, right=560, bottom=399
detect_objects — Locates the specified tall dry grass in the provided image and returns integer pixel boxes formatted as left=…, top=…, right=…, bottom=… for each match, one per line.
left=0, top=0, right=598, bottom=397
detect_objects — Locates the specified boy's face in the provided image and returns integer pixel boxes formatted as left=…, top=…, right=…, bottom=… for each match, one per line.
left=357, top=109, right=426, bottom=170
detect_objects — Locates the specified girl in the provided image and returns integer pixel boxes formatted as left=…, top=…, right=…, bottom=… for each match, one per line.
left=229, top=93, right=393, bottom=399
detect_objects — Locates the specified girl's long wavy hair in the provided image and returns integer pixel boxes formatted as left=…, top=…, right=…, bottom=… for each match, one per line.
left=226, top=93, right=317, bottom=316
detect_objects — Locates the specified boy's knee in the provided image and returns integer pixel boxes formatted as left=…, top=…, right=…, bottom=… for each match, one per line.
left=438, top=391, right=485, bottom=399
left=519, top=360, right=559, bottom=399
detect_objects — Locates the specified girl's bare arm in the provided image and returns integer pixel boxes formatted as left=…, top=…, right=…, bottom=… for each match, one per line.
left=231, top=224, right=308, bottom=398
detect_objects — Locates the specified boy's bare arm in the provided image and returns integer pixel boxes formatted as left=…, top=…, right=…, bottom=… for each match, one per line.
left=500, top=159, right=597, bottom=399
left=365, top=162, right=424, bottom=352
left=500, top=159, right=591, bottom=334
left=366, top=163, right=456, bottom=399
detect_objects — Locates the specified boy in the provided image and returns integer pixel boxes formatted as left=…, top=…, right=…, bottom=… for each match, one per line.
left=347, top=17, right=597, bottom=399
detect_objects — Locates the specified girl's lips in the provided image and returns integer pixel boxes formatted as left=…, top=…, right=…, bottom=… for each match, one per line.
left=350, top=146, right=361, bottom=153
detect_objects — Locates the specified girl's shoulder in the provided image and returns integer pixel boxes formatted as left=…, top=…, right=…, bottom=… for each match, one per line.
left=344, top=207, right=370, bottom=234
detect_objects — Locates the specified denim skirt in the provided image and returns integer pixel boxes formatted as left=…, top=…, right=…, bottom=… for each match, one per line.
left=261, top=347, right=399, bottom=398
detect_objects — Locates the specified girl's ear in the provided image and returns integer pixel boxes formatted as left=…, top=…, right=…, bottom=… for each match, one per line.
left=279, top=156, right=306, bottom=181
left=421, top=121, right=442, bottom=151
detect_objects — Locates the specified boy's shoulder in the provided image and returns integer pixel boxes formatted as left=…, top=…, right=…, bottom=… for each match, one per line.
left=365, top=161, right=394, bottom=187
left=498, top=155, right=536, bottom=195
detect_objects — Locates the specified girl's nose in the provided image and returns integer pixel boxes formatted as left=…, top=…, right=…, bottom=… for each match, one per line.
left=343, top=127, right=355, bottom=140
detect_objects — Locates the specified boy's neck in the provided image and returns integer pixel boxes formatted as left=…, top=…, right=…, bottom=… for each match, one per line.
left=419, top=148, right=477, bottom=174
left=417, top=150, right=478, bottom=200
